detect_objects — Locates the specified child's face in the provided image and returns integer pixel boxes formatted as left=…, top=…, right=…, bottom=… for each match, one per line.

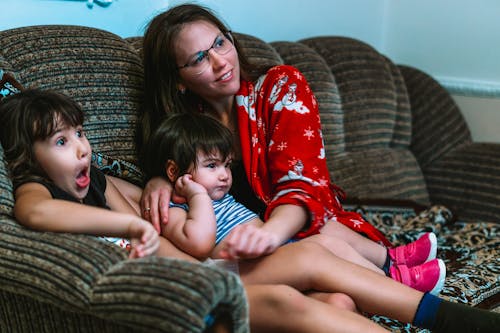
left=33, top=122, right=92, bottom=201
left=189, top=150, right=232, bottom=201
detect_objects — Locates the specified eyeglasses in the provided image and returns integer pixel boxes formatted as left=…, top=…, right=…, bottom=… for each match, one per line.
left=178, top=32, right=234, bottom=75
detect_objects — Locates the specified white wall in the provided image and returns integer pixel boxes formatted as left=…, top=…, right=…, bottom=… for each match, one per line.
left=0, top=0, right=169, bottom=37
left=383, top=0, right=500, bottom=143
left=0, top=0, right=385, bottom=45
left=384, top=0, right=500, bottom=96
left=1, top=0, right=499, bottom=143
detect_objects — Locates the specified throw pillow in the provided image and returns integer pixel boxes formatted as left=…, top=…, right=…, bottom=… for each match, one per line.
left=0, top=69, right=24, bottom=101
left=92, top=151, right=143, bottom=186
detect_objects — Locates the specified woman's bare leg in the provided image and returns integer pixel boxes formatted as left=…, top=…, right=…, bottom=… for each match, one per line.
left=239, top=241, right=422, bottom=323
left=320, top=221, right=387, bottom=268
left=246, top=284, right=388, bottom=333
left=156, top=237, right=383, bottom=332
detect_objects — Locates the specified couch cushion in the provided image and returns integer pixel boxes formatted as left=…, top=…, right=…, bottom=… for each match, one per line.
left=0, top=25, right=144, bottom=164
left=298, top=36, right=430, bottom=206
left=234, top=32, right=283, bottom=68
left=398, top=65, right=472, bottom=169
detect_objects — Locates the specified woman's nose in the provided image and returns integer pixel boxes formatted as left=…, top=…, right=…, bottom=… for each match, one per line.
left=209, top=49, right=227, bottom=68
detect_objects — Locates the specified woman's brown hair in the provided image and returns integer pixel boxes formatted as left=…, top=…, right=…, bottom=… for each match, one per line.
left=138, top=3, right=264, bottom=157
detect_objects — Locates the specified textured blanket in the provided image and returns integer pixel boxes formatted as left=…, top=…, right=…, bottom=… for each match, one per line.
left=344, top=204, right=499, bottom=332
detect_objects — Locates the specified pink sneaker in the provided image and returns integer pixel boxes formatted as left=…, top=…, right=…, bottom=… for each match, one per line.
left=388, top=232, right=437, bottom=267
left=389, top=258, right=446, bottom=295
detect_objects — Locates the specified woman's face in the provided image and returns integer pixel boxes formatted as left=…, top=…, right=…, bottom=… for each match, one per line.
left=175, top=20, right=241, bottom=106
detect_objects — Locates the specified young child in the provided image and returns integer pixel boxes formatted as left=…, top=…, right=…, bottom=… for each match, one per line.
left=142, top=112, right=446, bottom=295
left=0, top=89, right=159, bottom=258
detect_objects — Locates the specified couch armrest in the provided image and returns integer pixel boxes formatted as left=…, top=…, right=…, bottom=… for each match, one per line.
left=0, top=217, right=248, bottom=332
left=91, top=258, right=248, bottom=332
left=424, top=142, right=500, bottom=223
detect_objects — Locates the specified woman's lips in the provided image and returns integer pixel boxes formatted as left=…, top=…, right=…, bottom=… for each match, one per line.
left=218, top=70, right=232, bottom=82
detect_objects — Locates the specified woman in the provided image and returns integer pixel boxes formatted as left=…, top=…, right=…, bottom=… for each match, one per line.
left=136, top=3, right=499, bottom=332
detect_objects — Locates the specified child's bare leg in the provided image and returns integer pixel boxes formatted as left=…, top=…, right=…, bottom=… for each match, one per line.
left=246, top=284, right=389, bottom=333
left=239, top=241, right=422, bottom=323
left=320, top=220, right=387, bottom=268
left=302, top=234, right=384, bottom=274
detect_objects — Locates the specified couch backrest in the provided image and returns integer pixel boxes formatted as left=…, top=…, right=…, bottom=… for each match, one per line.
left=398, top=65, right=472, bottom=169
left=0, top=25, right=431, bottom=212
left=0, top=25, right=146, bottom=216
left=0, top=25, right=142, bottom=163
left=275, top=36, right=430, bottom=205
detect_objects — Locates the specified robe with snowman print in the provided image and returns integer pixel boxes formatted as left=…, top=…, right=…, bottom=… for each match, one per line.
left=236, top=65, right=391, bottom=246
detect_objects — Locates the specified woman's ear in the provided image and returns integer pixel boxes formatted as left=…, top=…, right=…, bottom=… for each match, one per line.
left=165, top=160, right=179, bottom=182
left=177, top=83, right=186, bottom=94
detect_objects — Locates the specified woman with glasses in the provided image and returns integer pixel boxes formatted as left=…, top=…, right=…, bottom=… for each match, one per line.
left=136, top=3, right=499, bottom=333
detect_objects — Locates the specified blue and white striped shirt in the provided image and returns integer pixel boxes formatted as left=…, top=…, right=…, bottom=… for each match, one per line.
left=170, top=193, right=258, bottom=244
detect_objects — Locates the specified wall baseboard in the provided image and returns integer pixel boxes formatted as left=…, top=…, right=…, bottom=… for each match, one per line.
left=437, top=76, right=500, bottom=98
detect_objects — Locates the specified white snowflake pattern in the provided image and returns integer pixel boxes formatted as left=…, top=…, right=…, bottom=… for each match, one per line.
left=304, top=127, right=315, bottom=140
left=252, top=135, right=259, bottom=147
left=288, top=157, right=299, bottom=168
left=351, top=218, right=364, bottom=228
left=257, top=117, right=263, bottom=129
left=318, top=178, right=329, bottom=186
left=277, top=141, right=288, bottom=151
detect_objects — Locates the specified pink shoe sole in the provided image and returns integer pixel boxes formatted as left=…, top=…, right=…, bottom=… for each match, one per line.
left=429, top=259, right=446, bottom=295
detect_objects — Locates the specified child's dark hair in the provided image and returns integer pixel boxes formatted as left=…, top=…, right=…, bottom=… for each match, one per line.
left=143, top=112, right=234, bottom=181
left=0, top=88, right=84, bottom=188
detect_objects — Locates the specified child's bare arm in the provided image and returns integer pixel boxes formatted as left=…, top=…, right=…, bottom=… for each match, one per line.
left=161, top=174, right=216, bottom=259
left=14, top=182, right=159, bottom=258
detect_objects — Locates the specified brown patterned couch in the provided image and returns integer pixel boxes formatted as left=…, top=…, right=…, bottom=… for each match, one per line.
left=1, top=25, right=498, bottom=332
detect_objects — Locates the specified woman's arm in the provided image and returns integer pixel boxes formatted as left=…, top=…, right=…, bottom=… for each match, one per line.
left=106, top=175, right=142, bottom=215
left=216, top=205, right=307, bottom=259
left=14, top=182, right=159, bottom=258
left=260, top=204, right=308, bottom=243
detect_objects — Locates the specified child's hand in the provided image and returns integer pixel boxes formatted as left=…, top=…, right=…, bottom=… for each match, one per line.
left=128, top=218, right=160, bottom=259
left=174, top=174, right=207, bottom=200
left=217, top=224, right=281, bottom=259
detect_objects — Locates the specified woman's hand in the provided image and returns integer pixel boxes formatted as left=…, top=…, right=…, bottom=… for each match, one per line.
left=128, top=218, right=160, bottom=258
left=217, top=223, right=281, bottom=259
left=141, top=177, right=173, bottom=233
